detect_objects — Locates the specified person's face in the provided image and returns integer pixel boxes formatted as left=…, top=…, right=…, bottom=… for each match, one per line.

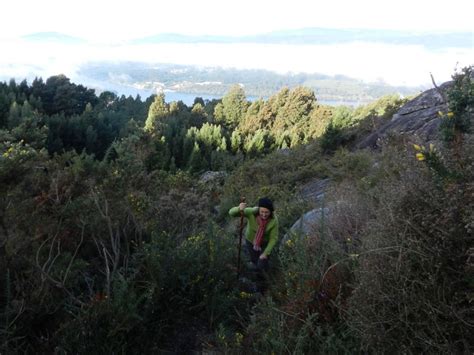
left=259, top=207, right=271, bottom=220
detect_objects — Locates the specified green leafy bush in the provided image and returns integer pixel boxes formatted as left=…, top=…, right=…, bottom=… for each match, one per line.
left=440, top=66, right=473, bottom=143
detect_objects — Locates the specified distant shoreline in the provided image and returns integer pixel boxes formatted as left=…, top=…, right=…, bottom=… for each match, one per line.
left=94, top=85, right=366, bottom=107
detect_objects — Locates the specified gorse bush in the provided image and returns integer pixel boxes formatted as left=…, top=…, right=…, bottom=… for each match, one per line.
left=56, top=226, right=247, bottom=353
left=0, top=144, right=228, bottom=353
left=346, top=142, right=473, bottom=352
left=341, top=72, right=474, bottom=351
left=440, top=66, right=473, bottom=143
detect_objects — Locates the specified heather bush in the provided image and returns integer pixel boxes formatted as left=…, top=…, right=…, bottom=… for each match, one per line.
left=346, top=132, right=473, bottom=352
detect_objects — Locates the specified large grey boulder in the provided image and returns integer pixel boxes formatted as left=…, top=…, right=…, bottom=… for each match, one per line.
left=357, top=82, right=451, bottom=149
left=282, top=178, right=331, bottom=243
left=283, top=207, right=331, bottom=244
left=299, top=178, right=330, bottom=204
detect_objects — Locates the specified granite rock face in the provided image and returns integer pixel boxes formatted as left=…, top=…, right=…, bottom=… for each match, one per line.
left=299, top=178, right=330, bottom=204
left=357, top=82, right=452, bottom=149
left=285, top=82, right=455, bottom=245
left=290, top=208, right=330, bottom=239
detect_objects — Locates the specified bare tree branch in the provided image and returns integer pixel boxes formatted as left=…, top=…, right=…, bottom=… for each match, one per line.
left=62, top=223, right=85, bottom=285
left=430, top=72, right=448, bottom=103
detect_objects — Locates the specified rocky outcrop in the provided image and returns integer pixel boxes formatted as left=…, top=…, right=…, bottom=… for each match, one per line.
left=284, top=81, right=457, bottom=246
left=199, top=171, right=227, bottom=185
left=280, top=178, right=331, bottom=243
left=357, top=82, right=452, bottom=149
left=299, top=178, right=330, bottom=204
left=287, top=207, right=331, bottom=240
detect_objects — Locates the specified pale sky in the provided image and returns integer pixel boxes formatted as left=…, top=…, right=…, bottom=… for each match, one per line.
left=2, top=0, right=473, bottom=41
left=0, top=0, right=472, bottom=88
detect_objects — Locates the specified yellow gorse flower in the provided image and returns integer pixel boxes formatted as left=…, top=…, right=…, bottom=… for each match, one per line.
left=235, top=332, right=244, bottom=345
left=2, top=146, right=14, bottom=158
left=447, top=112, right=454, bottom=118
left=416, top=153, right=425, bottom=161
left=413, top=144, right=423, bottom=152
left=239, top=291, right=252, bottom=299
left=413, top=143, right=434, bottom=162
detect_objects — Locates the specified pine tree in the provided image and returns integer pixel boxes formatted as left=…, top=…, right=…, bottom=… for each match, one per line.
left=188, top=142, right=204, bottom=173
left=221, top=85, right=248, bottom=128
left=144, top=93, right=169, bottom=134
left=7, top=102, right=20, bottom=129
left=230, top=130, right=242, bottom=153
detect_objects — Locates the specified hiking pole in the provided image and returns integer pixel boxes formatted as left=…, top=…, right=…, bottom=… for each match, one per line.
left=237, top=197, right=246, bottom=280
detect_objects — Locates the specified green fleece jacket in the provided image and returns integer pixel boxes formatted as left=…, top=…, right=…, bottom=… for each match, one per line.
left=229, top=206, right=279, bottom=256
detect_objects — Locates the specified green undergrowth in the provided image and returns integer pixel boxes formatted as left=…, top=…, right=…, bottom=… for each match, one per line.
left=1, top=67, right=472, bottom=353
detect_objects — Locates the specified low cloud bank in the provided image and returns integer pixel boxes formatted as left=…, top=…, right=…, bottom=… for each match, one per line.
left=1, top=39, right=471, bottom=87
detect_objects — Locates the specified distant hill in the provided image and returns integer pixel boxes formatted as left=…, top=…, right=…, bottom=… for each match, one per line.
left=22, top=28, right=471, bottom=49
left=78, top=61, right=426, bottom=104
left=21, top=31, right=87, bottom=44
left=131, top=28, right=473, bottom=49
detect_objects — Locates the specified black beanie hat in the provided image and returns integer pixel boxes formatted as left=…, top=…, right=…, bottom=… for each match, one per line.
left=258, top=197, right=274, bottom=212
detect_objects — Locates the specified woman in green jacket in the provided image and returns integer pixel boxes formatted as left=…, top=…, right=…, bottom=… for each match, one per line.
left=229, top=197, right=279, bottom=273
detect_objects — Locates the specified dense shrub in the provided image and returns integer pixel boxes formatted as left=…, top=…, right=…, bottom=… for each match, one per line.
left=55, top=226, right=246, bottom=353
left=346, top=138, right=473, bottom=352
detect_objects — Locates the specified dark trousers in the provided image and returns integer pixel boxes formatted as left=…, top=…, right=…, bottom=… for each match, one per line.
left=245, top=240, right=270, bottom=293
left=245, top=240, right=269, bottom=271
